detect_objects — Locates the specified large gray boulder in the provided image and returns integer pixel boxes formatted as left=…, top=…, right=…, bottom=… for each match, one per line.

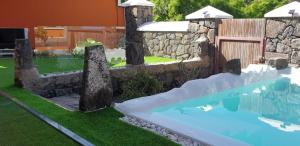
left=223, top=59, right=241, bottom=75
left=266, top=20, right=286, bottom=38
left=291, top=51, right=300, bottom=64
left=267, top=57, right=288, bottom=70
left=291, top=38, right=300, bottom=50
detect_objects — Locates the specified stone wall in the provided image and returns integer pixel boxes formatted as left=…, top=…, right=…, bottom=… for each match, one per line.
left=142, top=20, right=217, bottom=61
left=14, top=39, right=83, bottom=98
left=29, top=58, right=211, bottom=99
left=38, top=72, right=82, bottom=98
left=110, top=58, right=211, bottom=97
left=265, top=18, right=300, bottom=64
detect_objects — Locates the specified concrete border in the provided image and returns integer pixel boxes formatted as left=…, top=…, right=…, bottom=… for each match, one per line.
left=0, top=91, right=94, bottom=146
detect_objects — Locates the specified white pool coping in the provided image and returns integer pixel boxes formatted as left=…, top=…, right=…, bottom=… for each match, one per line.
left=115, top=64, right=300, bottom=146
left=137, top=21, right=190, bottom=32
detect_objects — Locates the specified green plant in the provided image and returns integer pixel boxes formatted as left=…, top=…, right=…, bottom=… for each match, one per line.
left=118, top=36, right=126, bottom=49
left=109, top=57, right=125, bottom=67
left=34, top=50, right=50, bottom=57
left=77, top=38, right=102, bottom=47
left=72, top=38, right=102, bottom=57
left=120, top=73, right=164, bottom=100
left=150, top=0, right=288, bottom=20
left=72, top=46, right=85, bottom=57
left=35, top=26, right=48, bottom=46
left=176, top=61, right=203, bottom=85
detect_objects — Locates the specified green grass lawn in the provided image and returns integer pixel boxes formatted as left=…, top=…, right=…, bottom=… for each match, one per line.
left=113, top=56, right=176, bottom=67
left=33, top=56, right=84, bottom=74
left=32, top=56, right=176, bottom=74
left=0, top=58, right=178, bottom=146
left=0, top=96, right=79, bottom=146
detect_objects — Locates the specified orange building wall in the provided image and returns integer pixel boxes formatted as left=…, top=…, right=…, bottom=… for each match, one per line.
left=0, top=0, right=125, bottom=48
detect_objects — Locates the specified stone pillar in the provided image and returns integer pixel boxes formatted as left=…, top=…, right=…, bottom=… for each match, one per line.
left=124, top=4, right=154, bottom=65
left=80, top=45, right=113, bottom=112
left=188, top=19, right=219, bottom=73
left=14, top=39, right=39, bottom=87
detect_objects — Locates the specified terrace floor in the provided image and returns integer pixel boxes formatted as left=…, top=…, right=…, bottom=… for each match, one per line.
left=49, top=94, right=80, bottom=111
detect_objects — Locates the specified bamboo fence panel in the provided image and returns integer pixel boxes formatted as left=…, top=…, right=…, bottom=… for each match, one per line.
left=217, top=19, right=265, bottom=69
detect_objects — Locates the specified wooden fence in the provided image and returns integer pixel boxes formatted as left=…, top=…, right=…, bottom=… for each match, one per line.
left=68, top=26, right=125, bottom=50
left=215, top=19, right=266, bottom=71
left=35, top=26, right=125, bottom=52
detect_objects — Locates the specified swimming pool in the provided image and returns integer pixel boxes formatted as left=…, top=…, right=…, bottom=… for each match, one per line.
left=115, top=65, right=300, bottom=146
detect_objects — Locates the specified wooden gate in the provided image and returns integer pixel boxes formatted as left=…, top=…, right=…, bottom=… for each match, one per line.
left=215, top=19, right=266, bottom=71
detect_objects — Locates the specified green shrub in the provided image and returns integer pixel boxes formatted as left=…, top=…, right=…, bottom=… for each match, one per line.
left=34, top=50, right=50, bottom=57
left=72, top=46, right=85, bottom=58
left=35, top=26, right=48, bottom=46
left=72, top=38, right=102, bottom=57
left=120, top=73, right=164, bottom=100
left=109, top=57, right=125, bottom=67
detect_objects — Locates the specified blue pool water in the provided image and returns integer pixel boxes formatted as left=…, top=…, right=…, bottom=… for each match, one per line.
left=151, top=77, right=300, bottom=146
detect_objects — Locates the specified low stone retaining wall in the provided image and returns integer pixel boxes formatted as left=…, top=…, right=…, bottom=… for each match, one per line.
left=110, top=58, right=211, bottom=96
left=265, top=18, right=300, bottom=64
left=38, top=72, right=82, bottom=98
left=31, top=58, right=211, bottom=98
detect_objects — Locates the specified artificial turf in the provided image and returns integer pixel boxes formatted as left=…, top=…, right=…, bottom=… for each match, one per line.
left=0, top=58, right=178, bottom=146
left=0, top=96, right=79, bottom=146
left=33, top=56, right=84, bottom=74
left=31, top=56, right=176, bottom=74
left=112, top=56, right=176, bottom=67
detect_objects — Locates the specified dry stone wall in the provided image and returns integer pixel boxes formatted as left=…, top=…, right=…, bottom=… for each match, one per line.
left=15, top=39, right=212, bottom=99
left=38, top=72, right=82, bottom=98
left=110, top=58, right=211, bottom=97
left=265, top=18, right=300, bottom=64
left=26, top=59, right=211, bottom=99
left=142, top=20, right=217, bottom=61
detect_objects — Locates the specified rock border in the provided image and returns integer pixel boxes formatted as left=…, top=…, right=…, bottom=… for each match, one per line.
left=121, top=116, right=210, bottom=146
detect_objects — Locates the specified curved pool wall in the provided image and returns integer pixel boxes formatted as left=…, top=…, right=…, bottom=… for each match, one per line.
left=115, top=64, right=300, bottom=146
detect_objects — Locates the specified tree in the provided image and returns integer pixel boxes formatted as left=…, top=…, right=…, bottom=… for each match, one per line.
left=151, top=0, right=169, bottom=21
left=35, top=26, right=48, bottom=46
left=151, top=0, right=210, bottom=21
left=150, top=0, right=289, bottom=21
left=243, top=0, right=288, bottom=18
left=209, top=0, right=245, bottom=18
